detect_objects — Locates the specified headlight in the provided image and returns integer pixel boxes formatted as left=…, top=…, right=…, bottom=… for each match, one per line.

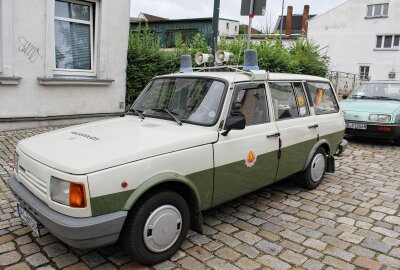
left=369, top=114, right=391, bottom=122
left=50, top=177, right=87, bottom=208
left=50, top=177, right=70, bottom=205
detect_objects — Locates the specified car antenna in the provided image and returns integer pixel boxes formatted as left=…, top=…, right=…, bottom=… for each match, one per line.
left=233, top=38, right=246, bottom=83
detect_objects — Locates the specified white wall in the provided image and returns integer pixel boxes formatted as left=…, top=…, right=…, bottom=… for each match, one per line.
left=308, top=0, right=400, bottom=80
left=0, top=0, right=130, bottom=120
left=219, top=19, right=240, bottom=37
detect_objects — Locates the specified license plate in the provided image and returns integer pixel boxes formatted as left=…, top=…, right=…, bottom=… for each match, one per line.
left=17, top=204, right=40, bottom=237
left=346, top=122, right=367, bottom=130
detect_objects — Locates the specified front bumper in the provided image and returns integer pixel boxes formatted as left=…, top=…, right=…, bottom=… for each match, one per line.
left=345, top=121, right=400, bottom=140
left=8, top=174, right=127, bottom=249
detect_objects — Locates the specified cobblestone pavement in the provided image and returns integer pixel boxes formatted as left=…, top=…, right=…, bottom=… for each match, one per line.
left=1, top=127, right=400, bottom=270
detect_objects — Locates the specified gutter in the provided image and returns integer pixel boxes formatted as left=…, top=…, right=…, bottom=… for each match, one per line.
left=0, top=113, right=124, bottom=123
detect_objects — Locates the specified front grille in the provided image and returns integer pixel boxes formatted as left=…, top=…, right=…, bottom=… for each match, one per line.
left=19, top=166, right=47, bottom=195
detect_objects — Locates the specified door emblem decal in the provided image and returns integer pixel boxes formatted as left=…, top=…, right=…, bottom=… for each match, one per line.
left=245, top=150, right=257, bottom=168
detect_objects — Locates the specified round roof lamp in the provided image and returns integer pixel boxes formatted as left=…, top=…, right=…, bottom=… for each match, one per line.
left=243, top=49, right=259, bottom=71
left=180, top=55, right=193, bottom=73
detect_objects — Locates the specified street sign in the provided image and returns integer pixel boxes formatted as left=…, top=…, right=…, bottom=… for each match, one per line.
left=240, top=0, right=266, bottom=16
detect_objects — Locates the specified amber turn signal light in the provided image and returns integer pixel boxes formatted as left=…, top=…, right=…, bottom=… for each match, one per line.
left=69, top=182, right=87, bottom=208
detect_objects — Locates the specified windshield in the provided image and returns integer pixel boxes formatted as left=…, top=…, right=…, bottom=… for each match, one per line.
left=349, top=83, right=400, bottom=100
left=132, top=77, right=226, bottom=126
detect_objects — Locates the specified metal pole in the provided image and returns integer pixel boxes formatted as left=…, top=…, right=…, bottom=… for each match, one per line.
left=212, top=0, right=220, bottom=58
left=279, top=0, right=285, bottom=42
left=265, top=0, right=268, bottom=34
left=247, top=0, right=255, bottom=49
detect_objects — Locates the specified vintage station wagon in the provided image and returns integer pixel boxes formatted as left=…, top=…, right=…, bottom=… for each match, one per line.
left=9, top=68, right=346, bottom=265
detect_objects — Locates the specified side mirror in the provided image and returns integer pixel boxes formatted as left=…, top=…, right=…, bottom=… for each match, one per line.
left=342, top=94, right=348, bottom=100
left=221, top=115, right=246, bottom=136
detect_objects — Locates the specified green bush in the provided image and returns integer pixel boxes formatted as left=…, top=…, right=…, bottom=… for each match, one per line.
left=218, top=36, right=329, bottom=75
left=126, top=29, right=329, bottom=106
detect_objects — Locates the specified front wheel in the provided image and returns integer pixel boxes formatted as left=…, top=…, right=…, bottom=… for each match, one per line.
left=300, top=147, right=327, bottom=189
left=121, top=190, right=190, bottom=265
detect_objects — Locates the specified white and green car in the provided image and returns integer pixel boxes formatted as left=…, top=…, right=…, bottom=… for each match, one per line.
left=9, top=70, right=346, bottom=265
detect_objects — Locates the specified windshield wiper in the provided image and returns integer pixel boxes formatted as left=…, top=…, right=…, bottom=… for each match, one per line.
left=151, top=107, right=182, bottom=126
left=126, top=108, right=145, bottom=120
left=350, top=95, right=373, bottom=99
left=370, top=96, right=400, bottom=101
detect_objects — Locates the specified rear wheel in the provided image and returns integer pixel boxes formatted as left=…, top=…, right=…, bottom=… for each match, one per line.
left=300, top=147, right=327, bottom=189
left=121, top=190, right=190, bottom=265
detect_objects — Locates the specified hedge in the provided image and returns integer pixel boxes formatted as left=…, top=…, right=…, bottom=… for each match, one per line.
left=126, top=28, right=329, bottom=106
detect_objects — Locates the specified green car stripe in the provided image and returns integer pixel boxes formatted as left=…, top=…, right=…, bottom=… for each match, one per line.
left=90, top=130, right=344, bottom=216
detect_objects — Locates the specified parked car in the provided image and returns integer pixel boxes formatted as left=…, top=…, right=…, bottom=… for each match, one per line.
left=9, top=69, right=346, bottom=265
left=340, top=81, right=400, bottom=145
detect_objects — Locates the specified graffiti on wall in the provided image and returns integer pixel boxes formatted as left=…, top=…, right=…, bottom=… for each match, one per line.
left=18, top=36, right=42, bottom=63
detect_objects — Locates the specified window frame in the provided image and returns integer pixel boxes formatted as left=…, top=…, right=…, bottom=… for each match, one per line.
left=359, top=66, right=370, bottom=80
left=0, top=0, right=14, bottom=76
left=268, top=81, right=311, bottom=122
left=228, top=83, right=270, bottom=126
left=53, top=0, right=98, bottom=76
left=305, top=81, right=340, bottom=115
left=375, top=34, right=400, bottom=50
left=365, top=3, right=389, bottom=18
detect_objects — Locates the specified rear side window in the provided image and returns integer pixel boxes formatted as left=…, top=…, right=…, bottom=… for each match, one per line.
left=269, top=82, right=310, bottom=121
left=230, top=84, right=269, bottom=125
left=306, top=82, right=339, bottom=115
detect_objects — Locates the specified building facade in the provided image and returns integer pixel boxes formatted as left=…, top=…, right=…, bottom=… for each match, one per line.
left=0, top=0, right=130, bottom=131
left=308, top=0, right=400, bottom=81
left=130, top=16, right=239, bottom=48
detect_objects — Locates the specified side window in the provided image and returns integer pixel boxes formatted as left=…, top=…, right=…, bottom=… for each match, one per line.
left=307, top=82, right=339, bottom=115
left=293, top=82, right=310, bottom=117
left=230, top=84, right=268, bottom=126
left=269, top=82, right=309, bottom=121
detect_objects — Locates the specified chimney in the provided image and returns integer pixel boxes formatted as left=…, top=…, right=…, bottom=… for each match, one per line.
left=302, top=5, right=310, bottom=36
left=285, top=6, right=293, bottom=36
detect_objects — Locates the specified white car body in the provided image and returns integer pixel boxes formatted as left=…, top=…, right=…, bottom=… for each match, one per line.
left=9, top=71, right=346, bottom=250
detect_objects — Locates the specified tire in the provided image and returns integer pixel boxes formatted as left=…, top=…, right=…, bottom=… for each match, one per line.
left=121, top=190, right=190, bottom=265
left=300, top=147, right=327, bottom=189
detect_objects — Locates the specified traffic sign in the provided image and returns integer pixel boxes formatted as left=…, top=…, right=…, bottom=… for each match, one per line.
left=240, top=0, right=266, bottom=16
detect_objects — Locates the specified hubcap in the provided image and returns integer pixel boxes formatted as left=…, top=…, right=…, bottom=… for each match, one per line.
left=143, top=205, right=182, bottom=253
left=310, top=153, right=325, bottom=182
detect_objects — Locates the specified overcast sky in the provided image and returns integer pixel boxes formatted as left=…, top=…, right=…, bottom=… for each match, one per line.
left=130, top=0, right=348, bottom=31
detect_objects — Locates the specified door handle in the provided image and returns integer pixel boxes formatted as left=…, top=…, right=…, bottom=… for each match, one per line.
left=267, top=132, right=280, bottom=138
left=308, top=124, right=319, bottom=129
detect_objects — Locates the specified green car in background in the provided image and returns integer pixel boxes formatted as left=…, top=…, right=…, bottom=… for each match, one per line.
left=340, top=81, right=400, bottom=145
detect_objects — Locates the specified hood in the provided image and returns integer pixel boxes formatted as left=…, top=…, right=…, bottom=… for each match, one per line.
left=340, top=99, right=400, bottom=114
left=18, top=116, right=219, bottom=174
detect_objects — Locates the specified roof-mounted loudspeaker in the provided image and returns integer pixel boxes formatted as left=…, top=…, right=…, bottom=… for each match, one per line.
left=195, top=52, right=214, bottom=65
left=215, top=50, right=234, bottom=64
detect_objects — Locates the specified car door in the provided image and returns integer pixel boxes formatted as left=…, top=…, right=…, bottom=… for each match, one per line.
left=268, top=81, right=319, bottom=181
left=305, top=81, right=345, bottom=153
left=213, top=83, right=280, bottom=206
